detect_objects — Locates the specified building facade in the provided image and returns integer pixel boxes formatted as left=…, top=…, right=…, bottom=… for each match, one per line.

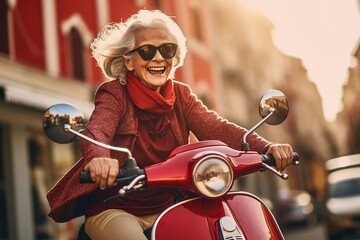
left=0, top=0, right=217, bottom=239
left=1, top=0, right=342, bottom=239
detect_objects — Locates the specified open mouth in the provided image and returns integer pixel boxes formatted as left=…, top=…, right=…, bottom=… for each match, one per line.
left=147, top=67, right=165, bottom=75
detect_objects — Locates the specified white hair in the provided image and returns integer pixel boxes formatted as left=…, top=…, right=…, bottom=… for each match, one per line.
left=90, top=9, right=187, bottom=82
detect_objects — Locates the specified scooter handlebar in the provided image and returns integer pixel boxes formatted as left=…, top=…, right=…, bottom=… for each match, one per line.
left=79, top=153, right=299, bottom=183
left=79, top=158, right=145, bottom=184
left=79, top=168, right=144, bottom=184
left=261, top=152, right=299, bottom=167
left=79, top=169, right=128, bottom=183
left=79, top=171, right=93, bottom=183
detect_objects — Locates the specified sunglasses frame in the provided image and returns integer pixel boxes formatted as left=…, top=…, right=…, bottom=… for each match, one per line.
left=125, top=43, right=178, bottom=61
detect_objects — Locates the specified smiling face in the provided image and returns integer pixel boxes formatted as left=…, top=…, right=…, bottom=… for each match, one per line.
left=125, top=28, right=176, bottom=92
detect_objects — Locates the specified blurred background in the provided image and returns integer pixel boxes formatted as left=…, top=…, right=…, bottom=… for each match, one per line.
left=0, top=0, right=360, bottom=239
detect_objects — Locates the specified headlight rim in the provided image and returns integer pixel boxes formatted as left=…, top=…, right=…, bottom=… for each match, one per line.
left=192, top=155, right=234, bottom=198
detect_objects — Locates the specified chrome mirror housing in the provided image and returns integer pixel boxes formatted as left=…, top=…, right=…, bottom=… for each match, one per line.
left=259, top=89, right=289, bottom=125
left=43, top=103, right=85, bottom=144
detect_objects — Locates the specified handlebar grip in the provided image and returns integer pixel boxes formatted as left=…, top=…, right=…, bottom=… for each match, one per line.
left=79, top=169, right=129, bottom=184
left=79, top=171, right=94, bottom=183
left=262, top=152, right=300, bottom=167
left=292, top=152, right=300, bottom=165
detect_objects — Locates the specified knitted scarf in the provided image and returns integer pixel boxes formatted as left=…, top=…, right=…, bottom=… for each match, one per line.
left=126, top=72, right=176, bottom=114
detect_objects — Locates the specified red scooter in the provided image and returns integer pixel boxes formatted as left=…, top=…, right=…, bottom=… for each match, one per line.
left=43, top=89, right=299, bottom=240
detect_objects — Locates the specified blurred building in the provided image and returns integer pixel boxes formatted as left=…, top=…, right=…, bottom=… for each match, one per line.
left=208, top=0, right=336, bottom=203
left=0, top=0, right=217, bottom=239
left=0, top=0, right=345, bottom=239
left=333, top=0, right=360, bottom=156
left=336, top=38, right=360, bottom=155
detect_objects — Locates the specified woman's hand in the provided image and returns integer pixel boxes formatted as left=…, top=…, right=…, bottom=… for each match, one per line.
left=266, top=143, right=294, bottom=172
left=84, top=157, right=119, bottom=190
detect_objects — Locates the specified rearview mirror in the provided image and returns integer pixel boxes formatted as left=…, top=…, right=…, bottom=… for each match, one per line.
left=259, top=89, right=289, bottom=125
left=43, top=103, right=86, bottom=144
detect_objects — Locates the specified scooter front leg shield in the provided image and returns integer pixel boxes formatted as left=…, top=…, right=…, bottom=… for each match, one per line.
left=151, top=198, right=213, bottom=240
left=224, top=192, right=284, bottom=240
left=152, top=193, right=284, bottom=240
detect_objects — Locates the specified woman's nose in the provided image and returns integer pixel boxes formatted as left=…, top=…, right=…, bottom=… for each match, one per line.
left=152, top=50, right=164, bottom=60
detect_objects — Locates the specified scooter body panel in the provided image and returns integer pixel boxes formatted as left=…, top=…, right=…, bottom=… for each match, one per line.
left=151, top=198, right=213, bottom=240
left=224, top=192, right=284, bottom=240
left=152, top=192, right=284, bottom=240
left=145, top=140, right=263, bottom=196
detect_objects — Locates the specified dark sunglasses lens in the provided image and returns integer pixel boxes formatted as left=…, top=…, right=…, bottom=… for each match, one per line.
left=136, top=44, right=177, bottom=60
left=138, top=45, right=157, bottom=60
left=159, top=44, right=177, bottom=59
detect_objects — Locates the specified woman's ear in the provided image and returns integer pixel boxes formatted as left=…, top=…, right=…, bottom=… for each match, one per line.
left=125, top=58, right=134, bottom=71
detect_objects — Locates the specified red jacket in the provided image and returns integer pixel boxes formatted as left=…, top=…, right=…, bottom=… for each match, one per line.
left=46, top=79, right=271, bottom=222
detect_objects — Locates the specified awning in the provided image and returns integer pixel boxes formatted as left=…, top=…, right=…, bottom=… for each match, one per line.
left=3, top=84, right=94, bottom=119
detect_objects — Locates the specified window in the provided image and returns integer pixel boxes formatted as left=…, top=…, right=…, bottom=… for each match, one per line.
left=191, top=8, right=203, bottom=42
left=0, top=124, right=9, bottom=239
left=329, top=178, right=360, bottom=198
left=153, top=0, right=162, bottom=10
left=69, top=27, right=85, bottom=81
left=0, top=0, right=10, bottom=55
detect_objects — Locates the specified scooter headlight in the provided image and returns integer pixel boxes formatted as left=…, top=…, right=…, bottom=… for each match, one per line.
left=193, top=156, right=233, bottom=198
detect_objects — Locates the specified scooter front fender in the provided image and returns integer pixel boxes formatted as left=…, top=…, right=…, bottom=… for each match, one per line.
left=152, top=192, right=283, bottom=240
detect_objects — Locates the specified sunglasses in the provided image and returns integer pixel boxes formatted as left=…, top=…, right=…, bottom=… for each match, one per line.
left=125, top=43, right=178, bottom=61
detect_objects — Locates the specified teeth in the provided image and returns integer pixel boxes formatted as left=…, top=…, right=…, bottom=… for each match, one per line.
left=148, top=67, right=165, bottom=71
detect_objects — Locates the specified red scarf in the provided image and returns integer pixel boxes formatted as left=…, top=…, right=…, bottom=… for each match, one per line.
left=126, top=72, right=176, bottom=114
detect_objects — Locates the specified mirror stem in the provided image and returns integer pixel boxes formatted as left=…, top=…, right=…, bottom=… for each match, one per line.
left=242, top=108, right=275, bottom=146
left=64, top=124, right=133, bottom=158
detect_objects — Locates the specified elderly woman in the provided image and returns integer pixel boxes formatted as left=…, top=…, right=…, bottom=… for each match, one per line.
left=47, top=9, right=293, bottom=240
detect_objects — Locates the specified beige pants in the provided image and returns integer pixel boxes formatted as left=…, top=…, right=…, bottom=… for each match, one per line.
left=84, top=209, right=159, bottom=240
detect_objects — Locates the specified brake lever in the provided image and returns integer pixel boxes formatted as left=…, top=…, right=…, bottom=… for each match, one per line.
left=102, top=174, right=146, bottom=203
left=261, top=153, right=300, bottom=180
left=118, top=174, right=146, bottom=196
left=261, top=163, right=288, bottom=180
